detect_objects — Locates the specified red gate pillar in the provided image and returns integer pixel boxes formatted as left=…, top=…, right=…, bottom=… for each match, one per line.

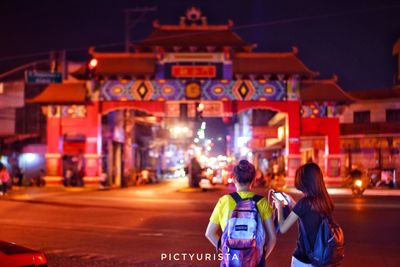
left=324, top=118, right=341, bottom=183
left=45, top=106, right=63, bottom=185
left=83, top=101, right=101, bottom=186
left=301, top=117, right=342, bottom=186
left=285, top=101, right=301, bottom=185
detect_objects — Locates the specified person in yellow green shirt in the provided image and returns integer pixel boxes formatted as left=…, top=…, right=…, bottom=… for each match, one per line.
left=205, top=160, right=276, bottom=266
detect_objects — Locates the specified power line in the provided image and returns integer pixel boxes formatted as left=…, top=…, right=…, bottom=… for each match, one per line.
left=0, top=3, right=399, bottom=63
left=0, top=60, right=48, bottom=80
left=0, top=52, right=50, bottom=63
left=0, top=42, right=125, bottom=63
left=233, top=3, right=400, bottom=31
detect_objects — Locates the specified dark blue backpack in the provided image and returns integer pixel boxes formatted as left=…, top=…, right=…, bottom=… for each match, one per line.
left=299, top=216, right=345, bottom=266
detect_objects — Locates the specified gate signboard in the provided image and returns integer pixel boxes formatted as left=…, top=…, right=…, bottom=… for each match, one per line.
left=171, top=65, right=216, bottom=78
left=252, top=126, right=278, bottom=138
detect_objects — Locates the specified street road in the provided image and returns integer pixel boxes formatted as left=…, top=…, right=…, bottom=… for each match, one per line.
left=0, top=179, right=399, bottom=267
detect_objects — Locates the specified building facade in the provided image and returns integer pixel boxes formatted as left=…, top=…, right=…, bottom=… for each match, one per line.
left=339, top=86, right=400, bottom=186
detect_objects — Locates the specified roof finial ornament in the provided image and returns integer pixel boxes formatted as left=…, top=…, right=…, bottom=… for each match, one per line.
left=179, top=7, right=207, bottom=26
left=153, top=20, right=160, bottom=28
left=332, top=74, right=339, bottom=82
left=88, top=46, right=96, bottom=55
left=187, top=7, right=202, bottom=22
left=292, top=46, right=298, bottom=55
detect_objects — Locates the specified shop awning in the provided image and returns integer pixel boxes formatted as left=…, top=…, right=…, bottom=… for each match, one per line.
left=26, top=82, right=87, bottom=104
left=72, top=53, right=156, bottom=77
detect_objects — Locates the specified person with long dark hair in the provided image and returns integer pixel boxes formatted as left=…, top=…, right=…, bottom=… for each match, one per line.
left=275, top=162, right=335, bottom=267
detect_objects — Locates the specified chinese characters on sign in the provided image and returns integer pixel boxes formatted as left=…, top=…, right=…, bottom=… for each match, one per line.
left=171, top=66, right=216, bottom=78
left=165, top=102, right=223, bottom=117
left=252, top=126, right=278, bottom=139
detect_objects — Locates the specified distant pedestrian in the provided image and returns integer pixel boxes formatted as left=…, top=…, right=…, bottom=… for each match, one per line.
left=72, top=150, right=85, bottom=186
left=274, top=162, right=344, bottom=266
left=0, top=164, right=10, bottom=195
left=190, top=156, right=202, bottom=188
left=14, top=166, right=23, bottom=186
left=37, top=169, right=46, bottom=187
left=11, top=165, right=21, bottom=186
left=63, top=167, right=73, bottom=187
left=205, top=159, right=276, bottom=266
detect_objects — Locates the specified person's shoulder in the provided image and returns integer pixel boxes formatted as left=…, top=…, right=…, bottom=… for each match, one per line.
left=220, top=194, right=230, bottom=199
left=294, top=197, right=307, bottom=207
left=293, top=197, right=311, bottom=215
left=251, top=194, right=270, bottom=206
left=296, top=196, right=310, bottom=204
left=218, top=194, right=233, bottom=203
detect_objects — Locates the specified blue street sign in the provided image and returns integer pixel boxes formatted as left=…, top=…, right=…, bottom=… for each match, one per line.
left=25, top=71, right=62, bottom=84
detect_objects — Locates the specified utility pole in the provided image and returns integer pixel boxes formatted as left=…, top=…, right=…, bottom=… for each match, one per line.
left=124, top=6, right=157, bottom=52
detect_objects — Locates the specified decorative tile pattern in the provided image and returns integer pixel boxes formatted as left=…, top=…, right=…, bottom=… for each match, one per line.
left=100, top=79, right=288, bottom=101
left=61, top=105, right=87, bottom=118
left=301, top=102, right=337, bottom=118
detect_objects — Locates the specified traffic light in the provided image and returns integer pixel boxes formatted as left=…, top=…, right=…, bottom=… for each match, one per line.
left=86, top=58, right=98, bottom=78
left=195, top=102, right=204, bottom=121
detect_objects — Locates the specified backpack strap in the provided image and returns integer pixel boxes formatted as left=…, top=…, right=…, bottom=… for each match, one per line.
left=229, top=192, right=242, bottom=203
left=230, top=192, right=264, bottom=203
left=299, top=220, right=312, bottom=253
left=252, top=194, right=263, bottom=203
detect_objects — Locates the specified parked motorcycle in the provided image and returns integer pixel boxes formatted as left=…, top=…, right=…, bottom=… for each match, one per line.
left=351, top=178, right=366, bottom=197
left=348, top=169, right=367, bottom=197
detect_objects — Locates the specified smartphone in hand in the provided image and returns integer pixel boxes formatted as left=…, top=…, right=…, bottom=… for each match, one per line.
left=273, top=191, right=289, bottom=205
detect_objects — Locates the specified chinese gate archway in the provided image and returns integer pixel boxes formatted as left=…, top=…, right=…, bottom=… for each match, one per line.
left=30, top=7, right=350, bottom=187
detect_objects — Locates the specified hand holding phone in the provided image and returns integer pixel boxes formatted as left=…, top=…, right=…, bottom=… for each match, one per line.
left=273, top=191, right=289, bottom=206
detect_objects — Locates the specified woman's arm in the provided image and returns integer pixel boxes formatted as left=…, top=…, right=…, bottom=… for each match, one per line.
left=276, top=201, right=299, bottom=234
left=205, top=221, right=221, bottom=249
left=263, top=217, right=277, bottom=259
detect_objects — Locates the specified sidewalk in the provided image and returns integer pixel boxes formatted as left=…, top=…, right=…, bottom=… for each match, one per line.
left=2, top=181, right=400, bottom=203
left=286, top=186, right=400, bottom=196
left=1, top=185, right=97, bottom=200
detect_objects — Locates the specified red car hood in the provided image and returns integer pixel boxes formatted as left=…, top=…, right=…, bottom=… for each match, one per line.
left=0, top=241, right=47, bottom=267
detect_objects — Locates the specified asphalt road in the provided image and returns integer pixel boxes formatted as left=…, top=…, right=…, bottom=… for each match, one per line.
left=0, top=179, right=399, bottom=267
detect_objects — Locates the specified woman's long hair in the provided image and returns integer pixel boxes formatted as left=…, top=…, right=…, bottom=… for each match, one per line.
left=295, top=162, right=334, bottom=215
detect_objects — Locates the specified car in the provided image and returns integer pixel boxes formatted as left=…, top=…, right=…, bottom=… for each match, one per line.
left=0, top=240, right=47, bottom=267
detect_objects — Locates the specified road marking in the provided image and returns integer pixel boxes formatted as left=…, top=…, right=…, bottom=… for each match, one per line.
left=4, top=193, right=400, bottom=210
left=58, top=195, right=400, bottom=209
left=71, top=195, right=217, bottom=205
left=335, top=202, right=400, bottom=209
left=287, top=188, right=400, bottom=197
left=10, top=194, right=32, bottom=200
left=138, top=232, right=164, bottom=237
left=0, top=218, right=198, bottom=237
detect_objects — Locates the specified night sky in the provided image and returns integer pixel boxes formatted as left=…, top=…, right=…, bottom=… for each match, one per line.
left=1, top=0, right=399, bottom=91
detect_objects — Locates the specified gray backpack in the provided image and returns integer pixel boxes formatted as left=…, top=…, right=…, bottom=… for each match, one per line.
left=219, top=192, right=265, bottom=267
